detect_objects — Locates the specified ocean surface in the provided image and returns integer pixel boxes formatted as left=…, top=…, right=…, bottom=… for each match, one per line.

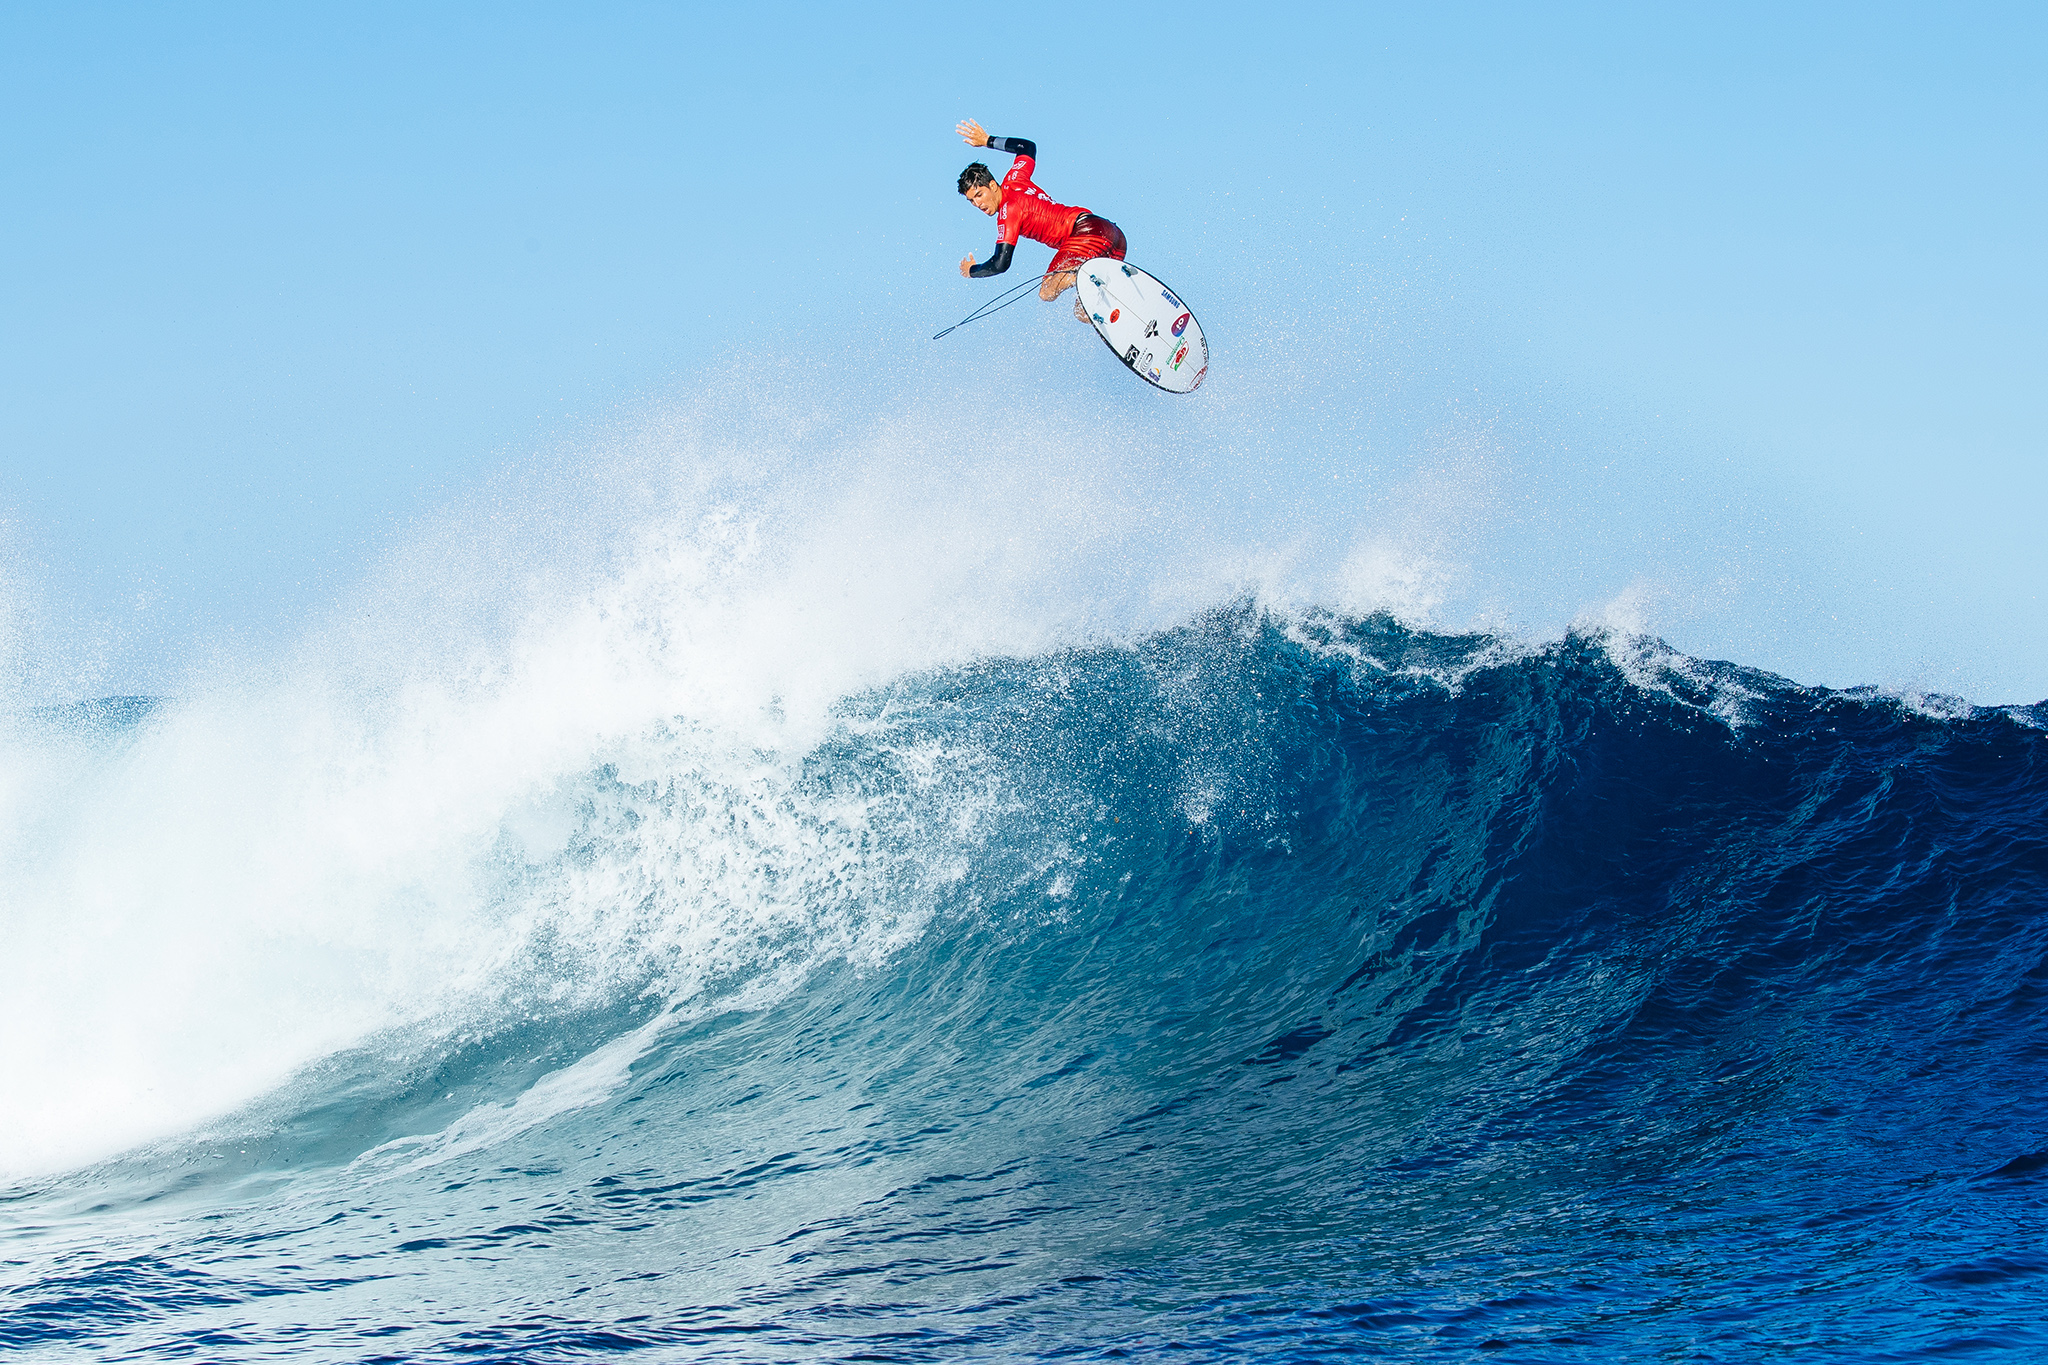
left=4, top=603, right=2046, bottom=1362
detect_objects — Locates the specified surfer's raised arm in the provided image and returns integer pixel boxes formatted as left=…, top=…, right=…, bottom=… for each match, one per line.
left=954, top=120, right=1035, bottom=161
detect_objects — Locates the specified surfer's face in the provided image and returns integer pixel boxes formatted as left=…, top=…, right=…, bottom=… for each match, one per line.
left=964, top=182, right=1001, bottom=215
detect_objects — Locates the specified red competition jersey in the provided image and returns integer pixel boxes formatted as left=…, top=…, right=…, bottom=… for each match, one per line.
left=996, top=152, right=1086, bottom=249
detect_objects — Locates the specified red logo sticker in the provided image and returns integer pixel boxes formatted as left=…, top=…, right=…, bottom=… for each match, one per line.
left=1109, top=309, right=1120, bottom=323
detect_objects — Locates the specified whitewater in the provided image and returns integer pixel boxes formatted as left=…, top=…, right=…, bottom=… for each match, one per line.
left=3, top=349, right=2045, bottom=1362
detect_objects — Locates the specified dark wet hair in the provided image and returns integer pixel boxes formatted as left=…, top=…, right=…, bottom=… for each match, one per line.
left=957, top=162, right=995, bottom=194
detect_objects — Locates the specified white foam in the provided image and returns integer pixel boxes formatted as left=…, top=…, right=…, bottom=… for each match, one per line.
left=1886, top=690, right=1980, bottom=722
left=1578, top=584, right=1772, bottom=730
left=357, top=1009, right=673, bottom=1177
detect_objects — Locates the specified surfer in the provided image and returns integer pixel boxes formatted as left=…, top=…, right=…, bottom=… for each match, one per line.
left=954, top=119, right=1126, bottom=322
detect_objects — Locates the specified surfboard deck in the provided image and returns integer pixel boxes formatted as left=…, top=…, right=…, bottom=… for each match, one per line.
left=1075, top=259, right=1208, bottom=394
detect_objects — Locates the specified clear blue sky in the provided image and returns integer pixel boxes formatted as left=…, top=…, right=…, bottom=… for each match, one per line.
left=3, top=2, right=2043, bottom=701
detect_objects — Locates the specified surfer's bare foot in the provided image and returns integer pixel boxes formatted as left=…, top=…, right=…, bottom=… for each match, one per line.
left=1073, top=295, right=1089, bottom=323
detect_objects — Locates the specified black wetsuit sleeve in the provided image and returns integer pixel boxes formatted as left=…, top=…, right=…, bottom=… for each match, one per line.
left=988, top=135, right=1036, bottom=158
left=968, top=241, right=1015, bottom=279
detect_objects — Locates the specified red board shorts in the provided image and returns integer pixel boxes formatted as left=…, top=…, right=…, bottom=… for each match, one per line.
left=1047, top=214, right=1127, bottom=276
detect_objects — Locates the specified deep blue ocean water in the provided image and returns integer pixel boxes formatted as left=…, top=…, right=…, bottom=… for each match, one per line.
left=4, top=609, right=2045, bottom=1361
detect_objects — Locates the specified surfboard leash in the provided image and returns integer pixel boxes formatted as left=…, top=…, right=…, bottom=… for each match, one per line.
left=931, top=270, right=1060, bottom=340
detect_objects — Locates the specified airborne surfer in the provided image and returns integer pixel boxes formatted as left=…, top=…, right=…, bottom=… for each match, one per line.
left=954, top=119, right=1126, bottom=322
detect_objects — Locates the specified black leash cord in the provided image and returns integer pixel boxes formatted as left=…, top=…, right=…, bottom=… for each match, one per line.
left=931, top=269, right=1059, bottom=340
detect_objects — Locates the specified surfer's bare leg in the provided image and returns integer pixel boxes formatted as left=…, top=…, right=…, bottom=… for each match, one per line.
left=1041, top=268, right=1086, bottom=321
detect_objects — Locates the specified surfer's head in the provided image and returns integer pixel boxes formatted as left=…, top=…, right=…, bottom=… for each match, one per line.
left=958, top=163, right=1001, bottom=215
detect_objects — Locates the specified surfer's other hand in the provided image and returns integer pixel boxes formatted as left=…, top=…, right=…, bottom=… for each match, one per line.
left=959, top=255, right=975, bottom=278
left=955, top=119, right=988, bottom=148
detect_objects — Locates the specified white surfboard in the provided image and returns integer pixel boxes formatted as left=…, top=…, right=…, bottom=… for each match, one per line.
left=1075, top=259, right=1209, bottom=394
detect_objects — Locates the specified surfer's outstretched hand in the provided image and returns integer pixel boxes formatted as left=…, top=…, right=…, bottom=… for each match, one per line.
left=956, top=119, right=989, bottom=148
left=959, top=255, right=976, bottom=278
